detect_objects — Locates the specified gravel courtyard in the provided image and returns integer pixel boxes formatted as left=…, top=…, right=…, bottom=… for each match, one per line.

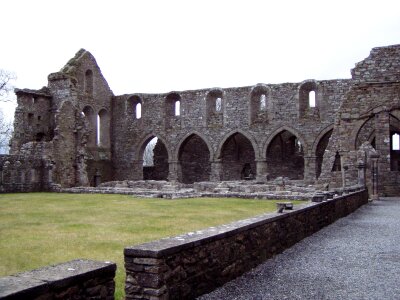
left=200, top=197, right=400, bottom=300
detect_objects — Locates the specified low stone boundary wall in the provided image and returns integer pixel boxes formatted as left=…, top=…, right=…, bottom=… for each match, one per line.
left=124, top=189, right=368, bottom=299
left=0, top=259, right=116, bottom=300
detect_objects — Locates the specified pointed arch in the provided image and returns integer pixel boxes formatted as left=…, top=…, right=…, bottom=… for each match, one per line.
left=313, top=125, right=334, bottom=179
left=352, top=117, right=375, bottom=150
left=263, top=125, right=308, bottom=157
left=217, top=131, right=257, bottom=181
left=311, top=124, right=334, bottom=154
left=176, top=133, right=212, bottom=183
left=264, top=125, right=307, bottom=180
left=135, top=133, right=171, bottom=162
left=216, top=129, right=259, bottom=160
left=174, top=131, right=214, bottom=162
left=136, top=133, right=170, bottom=180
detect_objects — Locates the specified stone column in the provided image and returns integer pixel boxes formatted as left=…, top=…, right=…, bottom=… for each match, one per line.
left=357, top=161, right=366, bottom=187
left=132, top=160, right=144, bottom=180
left=255, top=159, right=268, bottom=183
left=340, top=152, right=346, bottom=188
left=374, top=111, right=390, bottom=195
left=210, top=160, right=222, bottom=181
left=370, top=153, right=380, bottom=200
left=168, top=161, right=181, bottom=182
left=303, top=156, right=317, bottom=183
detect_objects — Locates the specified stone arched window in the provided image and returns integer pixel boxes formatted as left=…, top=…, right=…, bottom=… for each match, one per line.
left=299, top=81, right=318, bottom=118
left=206, top=89, right=224, bottom=126
left=309, top=91, right=316, bottom=107
left=250, top=85, right=269, bottom=124
left=97, top=109, right=110, bottom=147
left=127, top=95, right=142, bottom=120
left=85, top=70, right=93, bottom=95
left=392, top=133, right=400, bottom=150
left=175, top=100, right=181, bottom=116
left=82, top=106, right=96, bottom=147
left=166, top=93, right=181, bottom=117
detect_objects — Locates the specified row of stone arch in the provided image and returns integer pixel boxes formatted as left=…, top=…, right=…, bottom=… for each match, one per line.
left=136, top=125, right=334, bottom=183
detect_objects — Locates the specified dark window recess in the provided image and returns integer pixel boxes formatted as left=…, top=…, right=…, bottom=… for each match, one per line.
left=331, top=152, right=341, bottom=171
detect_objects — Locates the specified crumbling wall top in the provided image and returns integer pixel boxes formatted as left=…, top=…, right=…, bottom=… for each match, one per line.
left=351, top=44, right=400, bottom=82
left=14, top=86, right=51, bottom=97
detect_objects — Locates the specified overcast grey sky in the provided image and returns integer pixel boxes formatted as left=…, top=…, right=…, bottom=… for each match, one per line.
left=1, top=0, right=399, bottom=118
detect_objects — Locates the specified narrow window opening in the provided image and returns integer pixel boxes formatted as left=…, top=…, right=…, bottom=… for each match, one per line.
left=392, top=133, right=400, bottom=150
left=260, top=94, right=266, bottom=111
left=85, top=70, right=94, bottom=95
left=28, top=113, right=34, bottom=125
left=136, top=103, right=142, bottom=119
left=309, top=91, right=316, bottom=108
left=216, top=97, right=222, bottom=112
left=332, top=151, right=341, bottom=171
left=175, top=100, right=180, bottom=116
left=96, top=114, right=101, bottom=146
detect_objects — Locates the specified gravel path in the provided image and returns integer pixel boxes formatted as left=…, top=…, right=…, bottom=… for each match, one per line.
left=199, top=197, right=400, bottom=300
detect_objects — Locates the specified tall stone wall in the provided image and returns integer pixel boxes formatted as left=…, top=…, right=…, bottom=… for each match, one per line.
left=319, top=44, right=400, bottom=195
left=3, top=44, right=400, bottom=195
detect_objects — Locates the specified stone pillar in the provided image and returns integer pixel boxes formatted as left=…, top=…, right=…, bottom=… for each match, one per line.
left=374, top=111, right=390, bottom=195
left=340, top=152, right=346, bottom=188
left=255, top=159, right=268, bottom=183
left=132, top=160, right=144, bottom=180
left=168, top=161, right=181, bottom=182
left=357, top=162, right=366, bottom=187
left=370, top=153, right=380, bottom=200
left=210, top=160, right=222, bottom=181
left=303, top=156, right=317, bottom=183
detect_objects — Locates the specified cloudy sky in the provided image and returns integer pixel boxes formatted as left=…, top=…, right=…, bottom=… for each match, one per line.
left=1, top=0, right=399, bottom=118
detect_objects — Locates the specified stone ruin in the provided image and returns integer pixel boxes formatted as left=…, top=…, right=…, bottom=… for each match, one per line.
left=1, top=44, right=399, bottom=196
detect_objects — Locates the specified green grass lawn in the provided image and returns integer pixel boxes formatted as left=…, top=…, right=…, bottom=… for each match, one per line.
left=0, top=193, right=302, bottom=299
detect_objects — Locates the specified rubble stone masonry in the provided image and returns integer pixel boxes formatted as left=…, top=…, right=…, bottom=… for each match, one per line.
left=1, top=44, right=399, bottom=195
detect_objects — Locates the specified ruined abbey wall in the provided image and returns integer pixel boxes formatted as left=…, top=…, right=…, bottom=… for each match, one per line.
left=2, top=44, right=400, bottom=196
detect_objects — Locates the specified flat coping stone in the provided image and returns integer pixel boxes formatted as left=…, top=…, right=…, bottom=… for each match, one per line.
left=125, top=190, right=366, bottom=259
left=125, top=201, right=321, bottom=258
left=0, top=259, right=116, bottom=299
